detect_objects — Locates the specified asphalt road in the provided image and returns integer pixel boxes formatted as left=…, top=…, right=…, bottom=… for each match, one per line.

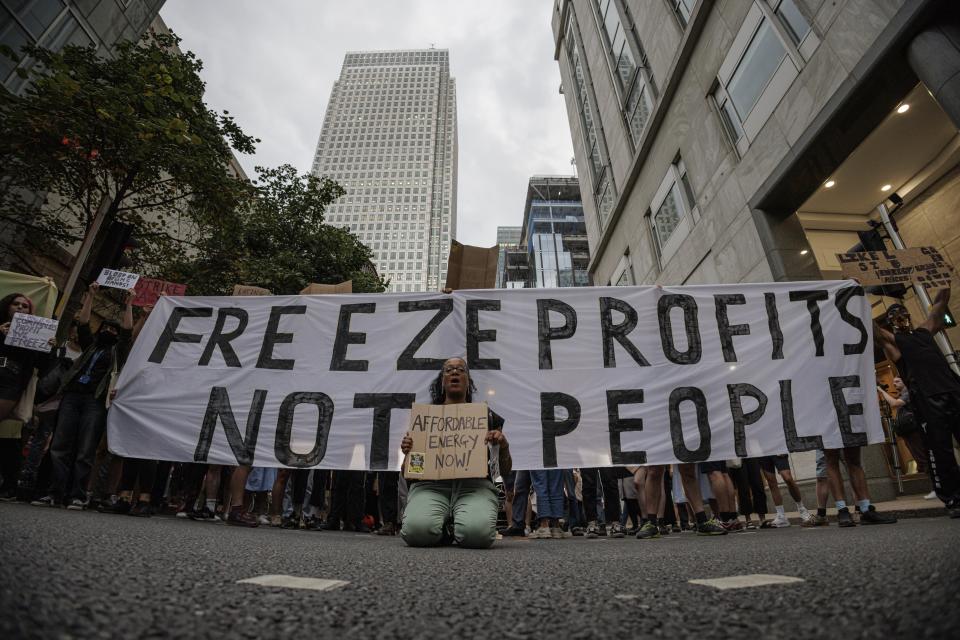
left=1, top=503, right=956, bottom=639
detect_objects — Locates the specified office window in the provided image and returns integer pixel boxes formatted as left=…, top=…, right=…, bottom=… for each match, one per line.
left=649, top=158, right=697, bottom=266
left=712, top=1, right=817, bottom=154
left=670, top=0, right=697, bottom=27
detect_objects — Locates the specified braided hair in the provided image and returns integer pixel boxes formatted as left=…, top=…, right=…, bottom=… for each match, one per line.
left=429, top=357, right=476, bottom=404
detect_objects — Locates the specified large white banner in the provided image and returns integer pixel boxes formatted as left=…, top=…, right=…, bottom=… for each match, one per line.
left=108, top=281, right=882, bottom=470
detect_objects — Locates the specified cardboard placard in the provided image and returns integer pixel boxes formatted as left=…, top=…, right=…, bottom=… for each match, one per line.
left=5, top=313, right=58, bottom=352
left=132, top=277, right=186, bottom=307
left=97, top=268, right=140, bottom=290
left=404, top=402, right=489, bottom=480
left=836, top=246, right=953, bottom=288
left=300, top=280, right=352, bottom=295
left=231, top=284, right=271, bottom=296
left=444, top=241, right=499, bottom=290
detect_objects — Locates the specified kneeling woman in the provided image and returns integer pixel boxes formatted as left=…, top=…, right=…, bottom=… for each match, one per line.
left=400, top=357, right=511, bottom=549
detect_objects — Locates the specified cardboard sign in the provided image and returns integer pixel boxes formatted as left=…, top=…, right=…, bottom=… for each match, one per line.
left=97, top=268, right=140, bottom=290
left=837, top=247, right=953, bottom=288
left=232, top=284, right=271, bottom=296
left=444, top=241, right=499, bottom=290
left=132, top=277, right=186, bottom=307
left=5, top=313, right=58, bottom=352
left=300, top=281, right=352, bottom=295
left=404, top=402, right=489, bottom=480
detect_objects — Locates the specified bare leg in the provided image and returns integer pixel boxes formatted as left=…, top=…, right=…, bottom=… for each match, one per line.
left=816, top=477, right=830, bottom=509
left=229, top=465, right=251, bottom=508
left=643, top=465, right=665, bottom=521
left=0, top=399, right=17, bottom=422
left=762, top=469, right=783, bottom=506
left=843, top=447, right=869, bottom=503
left=677, top=464, right=704, bottom=513
left=823, top=450, right=847, bottom=505
left=270, top=469, right=291, bottom=516
left=779, top=469, right=804, bottom=504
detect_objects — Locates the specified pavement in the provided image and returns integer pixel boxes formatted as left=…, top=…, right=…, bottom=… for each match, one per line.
left=782, top=493, right=949, bottom=522
left=1, top=502, right=957, bottom=639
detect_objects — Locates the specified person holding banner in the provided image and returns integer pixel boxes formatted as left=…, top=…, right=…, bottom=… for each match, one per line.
left=399, top=357, right=511, bottom=549
left=0, top=293, right=50, bottom=420
left=875, top=291, right=960, bottom=518
left=32, top=283, right=133, bottom=510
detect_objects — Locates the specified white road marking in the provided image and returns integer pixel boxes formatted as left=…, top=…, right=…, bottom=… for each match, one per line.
left=237, top=575, right=349, bottom=591
left=688, top=574, right=805, bottom=590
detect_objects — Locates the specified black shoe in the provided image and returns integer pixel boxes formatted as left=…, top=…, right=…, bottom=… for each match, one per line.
left=585, top=522, right=600, bottom=539
left=570, top=526, right=585, bottom=537
left=837, top=507, right=855, bottom=527
left=225, top=508, right=259, bottom=527
left=281, top=515, right=301, bottom=529
left=304, top=517, right=325, bottom=531
left=98, top=498, right=132, bottom=515
left=597, top=524, right=608, bottom=537
left=187, top=507, right=216, bottom=521
left=128, top=502, right=153, bottom=517
left=608, top=522, right=625, bottom=538
left=949, top=503, right=960, bottom=519
left=501, top=526, right=526, bottom=537
left=30, top=495, right=59, bottom=507
left=324, top=519, right=342, bottom=531
left=0, top=488, right=17, bottom=502
left=355, top=522, right=371, bottom=533
left=860, top=505, right=896, bottom=524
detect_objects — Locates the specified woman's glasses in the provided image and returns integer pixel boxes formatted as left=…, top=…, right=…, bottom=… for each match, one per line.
left=443, top=365, right=466, bottom=374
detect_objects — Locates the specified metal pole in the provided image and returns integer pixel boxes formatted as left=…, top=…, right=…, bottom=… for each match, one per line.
left=54, top=193, right=111, bottom=319
left=876, top=203, right=960, bottom=374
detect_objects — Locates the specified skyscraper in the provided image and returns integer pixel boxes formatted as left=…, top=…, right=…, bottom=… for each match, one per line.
left=311, top=49, right=458, bottom=292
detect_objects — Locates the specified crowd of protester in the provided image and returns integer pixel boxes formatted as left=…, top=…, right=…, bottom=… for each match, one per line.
left=1, top=282, right=959, bottom=549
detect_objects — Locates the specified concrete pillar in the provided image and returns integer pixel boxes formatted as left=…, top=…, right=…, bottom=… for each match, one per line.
left=907, top=21, right=960, bottom=130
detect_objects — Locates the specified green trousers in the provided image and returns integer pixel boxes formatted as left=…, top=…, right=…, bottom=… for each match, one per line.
left=400, top=478, right=499, bottom=549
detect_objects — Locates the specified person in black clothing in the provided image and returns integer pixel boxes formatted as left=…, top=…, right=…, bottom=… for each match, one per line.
left=875, top=291, right=960, bottom=518
left=32, top=283, right=132, bottom=510
left=0, top=292, right=50, bottom=417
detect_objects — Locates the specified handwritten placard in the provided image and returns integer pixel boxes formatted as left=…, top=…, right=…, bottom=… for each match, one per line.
left=132, top=277, right=186, bottom=307
left=837, top=247, right=953, bottom=288
left=231, top=284, right=271, bottom=296
left=5, top=313, right=57, bottom=352
left=403, top=402, right=489, bottom=480
left=97, top=268, right=140, bottom=290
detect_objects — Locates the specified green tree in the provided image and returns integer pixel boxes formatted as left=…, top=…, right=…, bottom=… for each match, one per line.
left=164, top=164, right=388, bottom=295
left=0, top=31, right=256, bottom=271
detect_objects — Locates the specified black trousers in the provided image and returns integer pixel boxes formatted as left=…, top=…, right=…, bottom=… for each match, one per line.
left=328, top=470, right=364, bottom=525
left=378, top=471, right=399, bottom=524
left=731, top=458, right=768, bottom=517
left=661, top=470, right=677, bottom=525
left=291, top=469, right=328, bottom=511
left=118, top=458, right=158, bottom=496
left=919, top=393, right=960, bottom=506
left=581, top=467, right=621, bottom=524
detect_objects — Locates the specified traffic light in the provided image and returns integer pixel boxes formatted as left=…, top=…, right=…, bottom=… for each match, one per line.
left=83, top=221, right=137, bottom=282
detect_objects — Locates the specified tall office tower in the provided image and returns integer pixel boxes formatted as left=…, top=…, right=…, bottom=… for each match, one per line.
left=311, top=49, right=458, bottom=292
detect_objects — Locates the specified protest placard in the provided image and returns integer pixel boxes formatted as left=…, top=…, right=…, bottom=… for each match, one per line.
left=231, top=284, right=272, bottom=296
left=97, top=268, right=140, bottom=290
left=300, top=281, right=352, bottom=295
left=132, top=277, right=186, bottom=307
left=444, top=241, right=499, bottom=290
left=4, top=313, right=58, bottom=352
left=837, top=246, right=953, bottom=288
left=404, top=403, right=489, bottom=480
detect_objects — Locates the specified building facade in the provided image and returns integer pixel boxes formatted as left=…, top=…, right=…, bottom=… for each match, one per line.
left=553, top=0, right=960, bottom=494
left=311, top=49, right=458, bottom=293
left=1, top=0, right=165, bottom=92
left=494, top=225, right=523, bottom=288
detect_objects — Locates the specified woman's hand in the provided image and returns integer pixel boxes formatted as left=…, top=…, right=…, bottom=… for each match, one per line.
left=485, top=430, right=508, bottom=448
left=0, top=322, right=9, bottom=336
left=400, top=432, right=413, bottom=454
left=88, top=282, right=100, bottom=294
left=109, top=389, right=118, bottom=402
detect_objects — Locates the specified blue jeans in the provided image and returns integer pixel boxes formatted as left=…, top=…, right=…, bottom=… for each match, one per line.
left=48, top=392, right=106, bottom=501
left=530, top=470, right=565, bottom=520
left=510, top=470, right=530, bottom=529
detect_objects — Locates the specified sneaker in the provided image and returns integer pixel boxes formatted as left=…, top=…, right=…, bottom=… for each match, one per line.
left=949, top=504, right=960, bottom=519
left=570, top=526, right=585, bottom=537
left=697, top=518, right=728, bottom=536
left=128, top=502, right=153, bottom=517
left=501, top=526, right=526, bottom=537
left=528, top=526, right=553, bottom=539
left=635, top=521, right=661, bottom=539
left=799, top=509, right=814, bottom=527
left=66, top=498, right=86, bottom=511
left=597, top=523, right=609, bottom=537
left=924, top=491, right=938, bottom=500
left=671, top=524, right=681, bottom=533
left=225, top=508, right=259, bottom=527
left=837, top=507, right=855, bottom=528
left=281, top=515, right=301, bottom=529
left=377, top=522, right=398, bottom=536
left=585, top=521, right=600, bottom=539
left=860, top=505, right=896, bottom=525
left=257, top=514, right=271, bottom=526
left=550, top=526, right=571, bottom=539
left=30, top=495, right=59, bottom=507
left=724, top=519, right=745, bottom=533
left=813, top=513, right=829, bottom=527
left=609, top=522, right=625, bottom=538
left=771, top=513, right=790, bottom=528
left=305, top=517, right=326, bottom=531
left=659, top=524, right=672, bottom=536
left=187, top=507, right=216, bottom=521
left=98, top=498, right=132, bottom=515
left=0, top=488, right=16, bottom=502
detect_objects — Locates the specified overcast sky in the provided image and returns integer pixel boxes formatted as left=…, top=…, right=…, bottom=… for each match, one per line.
left=159, top=1, right=576, bottom=246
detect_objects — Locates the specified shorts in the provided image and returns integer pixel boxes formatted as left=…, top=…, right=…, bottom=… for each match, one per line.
left=759, top=455, right=791, bottom=474
left=815, top=450, right=827, bottom=479
left=699, top=460, right=727, bottom=474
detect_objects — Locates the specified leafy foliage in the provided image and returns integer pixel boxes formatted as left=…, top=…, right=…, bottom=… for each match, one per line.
left=163, top=164, right=388, bottom=295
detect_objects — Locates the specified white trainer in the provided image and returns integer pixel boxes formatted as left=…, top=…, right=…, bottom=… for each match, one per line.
left=924, top=491, right=937, bottom=500
left=550, top=526, right=571, bottom=539
left=771, top=513, right=790, bottom=528
left=528, top=526, right=553, bottom=539
left=799, top=507, right=813, bottom=524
